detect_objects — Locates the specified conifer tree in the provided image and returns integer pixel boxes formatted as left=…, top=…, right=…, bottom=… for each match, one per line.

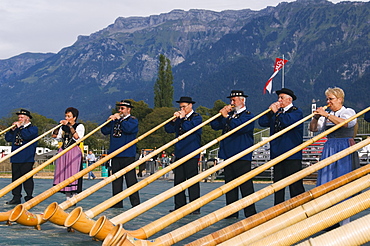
left=154, top=54, right=174, bottom=108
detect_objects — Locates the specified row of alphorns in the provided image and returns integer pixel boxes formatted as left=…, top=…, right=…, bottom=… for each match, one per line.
left=0, top=105, right=370, bottom=246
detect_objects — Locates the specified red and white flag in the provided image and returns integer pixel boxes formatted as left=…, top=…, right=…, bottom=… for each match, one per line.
left=263, top=58, right=288, bottom=94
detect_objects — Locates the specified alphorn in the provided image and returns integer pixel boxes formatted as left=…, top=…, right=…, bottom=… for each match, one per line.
left=41, top=111, right=221, bottom=230
left=297, top=213, right=370, bottom=246
left=64, top=109, right=270, bottom=235
left=0, top=119, right=112, bottom=224
left=189, top=162, right=370, bottom=246
left=0, top=125, right=15, bottom=136
left=9, top=116, right=176, bottom=227
left=219, top=168, right=370, bottom=245
left=104, top=107, right=369, bottom=245
left=249, top=187, right=370, bottom=246
left=0, top=124, right=62, bottom=164
left=58, top=111, right=227, bottom=234
left=91, top=107, right=320, bottom=241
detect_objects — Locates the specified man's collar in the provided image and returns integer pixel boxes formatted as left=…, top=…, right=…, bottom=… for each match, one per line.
left=22, top=122, right=31, bottom=127
left=234, top=106, right=246, bottom=114
left=185, top=110, right=194, bottom=118
left=282, top=103, right=293, bottom=112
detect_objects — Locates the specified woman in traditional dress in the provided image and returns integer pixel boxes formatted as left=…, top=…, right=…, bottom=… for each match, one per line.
left=52, top=107, right=85, bottom=200
left=309, top=87, right=358, bottom=228
left=309, top=87, right=358, bottom=185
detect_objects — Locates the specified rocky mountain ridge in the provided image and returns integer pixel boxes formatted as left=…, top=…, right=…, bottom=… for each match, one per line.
left=0, top=0, right=369, bottom=121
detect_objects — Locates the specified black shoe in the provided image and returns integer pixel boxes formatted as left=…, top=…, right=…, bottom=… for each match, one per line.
left=323, top=223, right=340, bottom=232
left=226, top=215, right=238, bottom=219
left=169, top=209, right=175, bottom=212
left=111, top=203, right=123, bottom=208
left=24, top=196, right=33, bottom=202
left=190, top=210, right=200, bottom=215
left=6, top=199, right=21, bottom=205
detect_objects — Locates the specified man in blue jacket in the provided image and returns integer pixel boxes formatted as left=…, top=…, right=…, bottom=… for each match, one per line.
left=211, top=90, right=257, bottom=219
left=101, top=100, right=140, bottom=208
left=165, top=96, right=202, bottom=214
left=5, top=109, right=38, bottom=205
left=258, top=88, right=305, bottom=205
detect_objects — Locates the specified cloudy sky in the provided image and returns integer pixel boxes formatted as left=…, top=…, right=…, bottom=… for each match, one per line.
left=0, top=0, right=368, bottom=59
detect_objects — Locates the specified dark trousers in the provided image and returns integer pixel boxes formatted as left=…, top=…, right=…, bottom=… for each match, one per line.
left=11, top=162, right=34, bottom=201
left=224, top=160, right=256, bottom=218
left=173, top=158, right=200, bottom=211
left=273, top=159, right=305, bottom=205
left=111, top=157, right=140, bottom=208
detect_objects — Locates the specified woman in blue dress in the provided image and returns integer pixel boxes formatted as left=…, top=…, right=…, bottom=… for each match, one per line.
left=309, top=87, right=357, bottom=186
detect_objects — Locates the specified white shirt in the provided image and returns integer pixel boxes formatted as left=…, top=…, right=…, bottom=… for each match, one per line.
left=56, top=124, right=85, bottom=141
left=281, top=103, right=293, bottom=113
left=317, top=106, right=356, bottom=131
left=234, top=106, right=246, bottom=115
left=184, top=110, right=194, bottom=120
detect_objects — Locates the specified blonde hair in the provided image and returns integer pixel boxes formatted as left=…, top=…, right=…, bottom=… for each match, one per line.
left=325, top=87, right=345, bottom=103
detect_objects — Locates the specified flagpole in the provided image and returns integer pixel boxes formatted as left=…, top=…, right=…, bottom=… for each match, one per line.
left=282, top=54, right=285, bottom=88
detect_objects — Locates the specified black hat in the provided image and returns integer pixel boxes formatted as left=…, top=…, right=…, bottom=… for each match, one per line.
left=227, top=90, right=248, bottom=98
left=276, top=88, right=297, bottom=101
left=116, top=100, right=134, bottom=108
left=16, top=109, right=32, bottom=119
left=176, top=96, right=196, bottom=104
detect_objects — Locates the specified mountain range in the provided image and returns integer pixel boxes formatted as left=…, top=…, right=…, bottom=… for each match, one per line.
left=0, top=0, right=369, bottom=122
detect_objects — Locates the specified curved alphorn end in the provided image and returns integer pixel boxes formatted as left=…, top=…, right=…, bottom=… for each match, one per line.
left=0, top=210, right=13, bottom=223
left=127, top=227, right=149, bottom=240
left=102, top=223, right=125, bottom=246
left=43, top=202, right=69, bottom=226
left=9, top=204, right=45, bottom=228
left=90, top=215, right=116, bottom=241
left=64, top=207, right=95, bottom=234
left=115, top=233, right=160, bottom=246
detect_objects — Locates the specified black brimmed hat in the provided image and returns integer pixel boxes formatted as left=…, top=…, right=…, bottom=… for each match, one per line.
left=276, top=88, right=297, bottom=101
left=116, top=100, right=134, bottom=108
left=16, top=109, right=32, bottom=119
left=227, top=90, right=248, bottom=98
left=176, top=96, right=196, bottom=104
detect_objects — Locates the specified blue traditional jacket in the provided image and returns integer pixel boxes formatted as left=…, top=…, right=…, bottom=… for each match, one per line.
left=164, top=112, right=202, bottom=159
left=211, top=109, right=255, bottom=161
left=5, top=124, right=38, bottom=163
left=101, top=116, right=138, bottom=157
left=258, top=106, right=303, bottom=160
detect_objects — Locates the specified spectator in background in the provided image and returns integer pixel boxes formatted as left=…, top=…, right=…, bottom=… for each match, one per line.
left=85, top=150, right=96, bottom=180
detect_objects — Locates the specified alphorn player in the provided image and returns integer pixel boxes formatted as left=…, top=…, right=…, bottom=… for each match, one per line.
left=165, top=96, right=202, bottom=214
left=101, top=100, right=140, bottom=208
left=309, top=87, right=358, bottom=229
left=210, top=90, right=257, bottom=219
left=258, top=88, right=305, bottom=205
left=5, top=109, right=38, bottom=205
left=309, top=87, right=358, bottom=185
left=52, top=107, right=85, bottom=201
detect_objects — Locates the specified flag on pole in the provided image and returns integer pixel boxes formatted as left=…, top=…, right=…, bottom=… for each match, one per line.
left=263, top=58, right=289, bottom=94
